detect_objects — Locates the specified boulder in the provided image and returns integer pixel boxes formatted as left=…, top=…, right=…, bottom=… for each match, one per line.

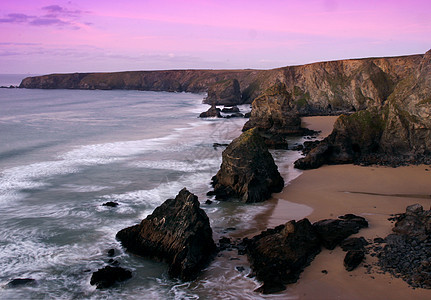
left=313, top=214, right=368, bottom=250
left=204, top=79, right=242, bottom=106
left=199, top=104, right=222, bottom=118
left=244, top=219, right=321, bottom=294
left=90, top=266, right=132, bottom=289
left=344, top=250, right=365, bottom=271
left=210, top=128, right=284, bottom=203
left=340, top=237, right=369, bottom=251
left=116, top=188, right=216, bottom=281
left=392, top=204, right=431, bottom=241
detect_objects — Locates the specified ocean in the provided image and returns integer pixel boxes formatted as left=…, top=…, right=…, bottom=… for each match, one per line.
left=0, top=75, right=309, bottom=299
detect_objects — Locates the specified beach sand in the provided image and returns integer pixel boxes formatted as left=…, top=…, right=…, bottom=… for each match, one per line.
left=266, top=116, right=431, bottom=299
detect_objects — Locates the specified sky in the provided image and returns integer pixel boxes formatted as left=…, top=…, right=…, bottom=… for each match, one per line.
left=1, top=0, right=430, bottom=74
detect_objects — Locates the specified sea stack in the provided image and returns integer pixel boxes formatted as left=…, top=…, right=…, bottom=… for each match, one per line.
left=210, top=128, right=284, bottom=203
left=116, top=188, right=216, bottom=281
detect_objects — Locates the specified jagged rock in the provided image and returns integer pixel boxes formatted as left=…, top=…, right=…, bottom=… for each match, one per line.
left=344, top=250, right=365, bottom=271
left=221, top=106, right=240, bottom=113
left=116, top=188, right=216, bottom=281
left=313, top=214, right=368, bottom=250
left=204, top=79, right=242, bottom=106
left=90, top=266, right=132, bottom=289
left=210, top=128, right=284, bottom=203
left=6, top=278, right=37, bottom=288
left=244, top=219, right=321, bottom=294
left=199, top=104, right=222, bottom=118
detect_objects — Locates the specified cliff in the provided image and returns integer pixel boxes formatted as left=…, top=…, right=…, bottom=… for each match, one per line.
left=295, top=50, right=431, bottom=169
left=19, top=54, right=423, bottom=108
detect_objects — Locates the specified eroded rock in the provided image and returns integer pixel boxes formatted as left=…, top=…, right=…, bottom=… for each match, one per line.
left=116, top=188, right=216, bottom=281
left=210, top=128, right=284, bottom=203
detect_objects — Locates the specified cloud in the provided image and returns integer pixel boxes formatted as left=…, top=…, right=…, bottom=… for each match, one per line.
left=0, top=4, right=89, bottom=29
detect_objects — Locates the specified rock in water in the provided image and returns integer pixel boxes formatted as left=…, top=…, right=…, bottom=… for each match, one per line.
left=90, top=266, right=132, bottom=289
left=199, top=104, right=222, bottom=118
left=116, top=188, right=216, bottom=281
left=204, top=79, right=242, bottom=106
left=244, top=219, right=321, bottom=294
left=6, top=278, right=37, bottom=288
left=210, top=128, right=284, bottom=203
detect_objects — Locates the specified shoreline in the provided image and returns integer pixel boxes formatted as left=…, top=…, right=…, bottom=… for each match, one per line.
left=264, top=116, right=431, bottom=299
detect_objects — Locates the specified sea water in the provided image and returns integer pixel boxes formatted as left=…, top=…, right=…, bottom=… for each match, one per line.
left=0, top=76, right=309, bottom=299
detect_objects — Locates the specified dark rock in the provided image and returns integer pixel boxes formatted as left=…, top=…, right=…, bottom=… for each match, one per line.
left=221, top=106, right=240, bottom=113
left=218, top=237, right=232, bottom=251
left=204, top=79, right=242, bottom=106
left=199, top=104, right=222, bottom=118
left=313, top=214, right=368, bottom=250
left=6, top=278, right=36, bottom=288
left=225, top=112, right=244, bottom=118
left=321, top=270, right=328, bottom=274
left=205, top=199, right=213, bottom=205
left=210, top=128, right=284, bottom=203
left=236, top=266, right=246, bottom=272
left=107, top=249, right=115, bottom=257
left=90, top=266, right=132, bottom=289
left=340, top=237, right=369, bottom=251
left=116, top=188, right=216, bottom=281
left=212, top=143, right=228, bottom=149
left=103, top=201, right=119, bottom=207
left=244, top=112, right=251, bottom=118
left=244, top=219, right=321, bottom=294
left=344, top=250, right=365, bottom=271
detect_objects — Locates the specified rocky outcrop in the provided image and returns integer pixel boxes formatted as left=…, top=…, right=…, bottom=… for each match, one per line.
left=210, top=128, right=284, bottom=203
left=116, top=188, right=216, bottom=281
left=242, top=82, right=316, bottom=147
left=372, top=204, right=431, bottom=289
left=90, top=266, right=132, bottom=289
left=203, top=79, right=242, bottom=106
left=244, top=215, right=369, bottom=293
left=244, top=219, right=321, bottom=294
left=295, top=50, right=431, bottom=169
left=199, top=104, right=222, bottom=118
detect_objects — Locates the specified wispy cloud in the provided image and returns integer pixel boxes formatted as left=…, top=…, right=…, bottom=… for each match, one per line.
left=0, top=4, right=89, bottom=29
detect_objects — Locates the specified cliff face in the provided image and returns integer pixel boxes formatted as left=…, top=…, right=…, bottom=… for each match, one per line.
left=295, top=50, right=431, bottom=169
left=20, top=54, right=423, bottom=109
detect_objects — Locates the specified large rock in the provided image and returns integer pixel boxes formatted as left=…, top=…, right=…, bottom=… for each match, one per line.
left=295, top=49, right=431, bottom=169
left=203, top=79, right=242, bottom=106
left=313, top=214, right=368, bottom=250
left=199, top=104, right=222, bottom=118
left=116, top=188, right=216, bottom=281
left=244, top=219, right=321, bottom=294
left=210, top=128, right=284, bottom=203
left=90, top=266, right=132, bottom=289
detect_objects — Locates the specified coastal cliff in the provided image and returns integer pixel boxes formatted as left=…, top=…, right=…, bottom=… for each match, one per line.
left=295, top=50, right=431, bottom=168
left=19, top=54, right=422, bottom=108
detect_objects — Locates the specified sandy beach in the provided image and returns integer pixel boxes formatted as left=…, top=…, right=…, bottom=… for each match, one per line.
left=267, top=116, right=431, bottom=299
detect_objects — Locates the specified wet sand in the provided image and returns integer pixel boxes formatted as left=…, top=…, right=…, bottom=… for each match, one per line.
left=267, top=116, right=431, bottom=299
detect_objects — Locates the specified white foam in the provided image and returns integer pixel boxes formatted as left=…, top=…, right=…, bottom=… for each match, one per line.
left=129, top=158, right=219, bottom=173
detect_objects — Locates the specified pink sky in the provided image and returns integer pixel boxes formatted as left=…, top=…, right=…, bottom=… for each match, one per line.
left=1, top=0, right=430, bottom=74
